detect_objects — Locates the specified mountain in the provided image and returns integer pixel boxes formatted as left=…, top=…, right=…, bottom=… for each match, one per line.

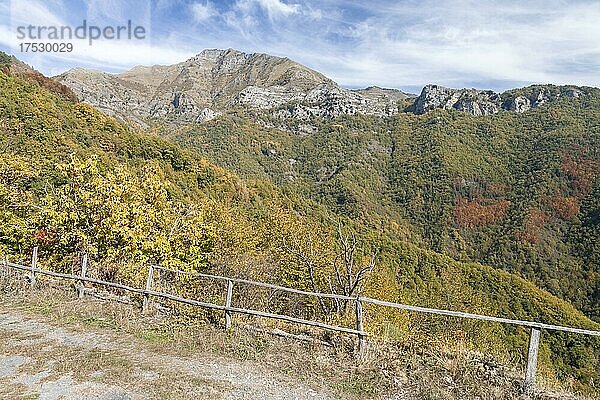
left=52, top=48, right=600, bottom=321
left=162, top=86, right=600, bottom=324
left=2, top=49, right=600, bottom=394
left=55, top=48, right=412, bottom=127
left=55, top=48, right=597, bottom=123
left=0, top=50, right=77, bottom=103
left=50, top=48, right=600, bottom=321
left=0, top=51, right=35, bottom=74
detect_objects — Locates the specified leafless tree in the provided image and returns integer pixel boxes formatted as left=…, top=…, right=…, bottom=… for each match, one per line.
left=282, top=222, right=378, bottom=318
left=330, top=223, right=378, bottom=314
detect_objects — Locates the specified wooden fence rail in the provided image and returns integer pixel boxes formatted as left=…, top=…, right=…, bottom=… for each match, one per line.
left=2, top=252, right=600, bottom=394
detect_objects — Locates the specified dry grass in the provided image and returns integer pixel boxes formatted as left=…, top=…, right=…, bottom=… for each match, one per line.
left=0, top=272, right=594, bottom=400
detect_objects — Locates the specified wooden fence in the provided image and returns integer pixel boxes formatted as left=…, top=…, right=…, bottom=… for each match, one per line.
left=2, top=247, right=600, bottom=394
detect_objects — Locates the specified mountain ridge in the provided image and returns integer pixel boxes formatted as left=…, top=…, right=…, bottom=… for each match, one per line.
left=55, top=48, right=412, bottom=127
left=53, top=48, right=597, bottom=126
left=411, top=84, right=592, bottom=116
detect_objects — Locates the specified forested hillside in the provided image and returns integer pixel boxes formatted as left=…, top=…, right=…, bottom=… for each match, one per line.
left=164, top=91, right=600, bottom=322
left=0, top=58, right=599, bottom=393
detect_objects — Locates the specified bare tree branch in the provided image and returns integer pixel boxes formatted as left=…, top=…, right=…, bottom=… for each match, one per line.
left=281, top=223, right=378, bottom=319
left=281, top=237, right=329, bottom=316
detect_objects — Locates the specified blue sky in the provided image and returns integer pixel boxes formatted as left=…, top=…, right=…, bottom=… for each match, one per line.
left=1, top=0, right=599, bottom=92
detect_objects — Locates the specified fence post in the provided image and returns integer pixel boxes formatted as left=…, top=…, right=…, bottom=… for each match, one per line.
left=225, top=279, right=233, bottom=329
left=355, top=298, right=367, bottom=357
left=2, top=255, right=7, bottom=280
left=143, top=265, right=154, bottom=313
left=524, top=327, right=541, bottom=394
left=78, top=253, right=88, bottom=299
left=30, top=246, right=38, bottom=285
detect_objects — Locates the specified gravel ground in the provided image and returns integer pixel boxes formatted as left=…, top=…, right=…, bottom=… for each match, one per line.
left=0, top=308, right=334, bottom=400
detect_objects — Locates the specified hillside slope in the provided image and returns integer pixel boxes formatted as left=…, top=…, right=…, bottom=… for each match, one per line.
left=49, top=49, right=600, bottom=322
left=164, top=91, right=600, bottom=323
left=0, top=59, right=599, bottom=393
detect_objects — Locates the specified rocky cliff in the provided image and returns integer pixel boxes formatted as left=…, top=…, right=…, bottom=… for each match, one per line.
left=411, top=84, right=590, bottom=116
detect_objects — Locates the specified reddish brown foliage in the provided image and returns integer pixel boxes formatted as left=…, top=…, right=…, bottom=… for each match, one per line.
left=518, top=209, right=549, bottom=244
left=454, top=197, right=511, bottom=228
left=546, top=195, right=580, bottom=220
left=33, top=229, right=55, bottom=245
left=561, top=153, right=599, bottom=197
left=18, top=71, right=78, bottom=103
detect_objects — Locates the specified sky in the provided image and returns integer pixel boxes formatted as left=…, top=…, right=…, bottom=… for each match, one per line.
left=0, top=0, right=599, bottom=93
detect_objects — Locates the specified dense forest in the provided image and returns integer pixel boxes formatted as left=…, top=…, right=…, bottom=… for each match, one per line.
left=0, top=55, right=599, bottom=393
left=165, top=90, right=600, bottom=323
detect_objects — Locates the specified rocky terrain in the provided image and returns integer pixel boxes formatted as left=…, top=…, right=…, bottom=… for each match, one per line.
left=55, top=49, right=411, bottom=127
left=54, top=48, right=595, bottom=125
left=411, top=84, right=590, bottom=116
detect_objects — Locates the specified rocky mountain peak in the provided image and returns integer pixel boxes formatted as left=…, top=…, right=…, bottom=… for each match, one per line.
left=190, top=48, right=242, bottom=61
left=52, top=48, right=592, bottom=127
left=55, top=48, right=412, bottom=127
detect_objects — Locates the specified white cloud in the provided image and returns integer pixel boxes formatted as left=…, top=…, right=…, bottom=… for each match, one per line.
left=223, top=0, right=315, bottom=42
left=0, top=25, right=194, bottom=73
left=86, top=0, right=145, bottom=23
left=3, top=0, right=600, bottom=91
left=0, top=0, right=192, bottom=74
left=255, top=0, right=300, bottom=18
left=9, top=0, right=65, bottom=27
left=315, top=0, right=600, bottom=89
left=191, top=1, right=217, bottom=22
left=234, top=0, right=301, bottom=20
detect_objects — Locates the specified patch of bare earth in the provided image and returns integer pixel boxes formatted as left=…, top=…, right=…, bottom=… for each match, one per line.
left=0, top=307, right=334, bottom=399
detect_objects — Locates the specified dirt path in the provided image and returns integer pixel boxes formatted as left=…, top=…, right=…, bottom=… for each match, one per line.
left=0, top=308, right=334, bottom=400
